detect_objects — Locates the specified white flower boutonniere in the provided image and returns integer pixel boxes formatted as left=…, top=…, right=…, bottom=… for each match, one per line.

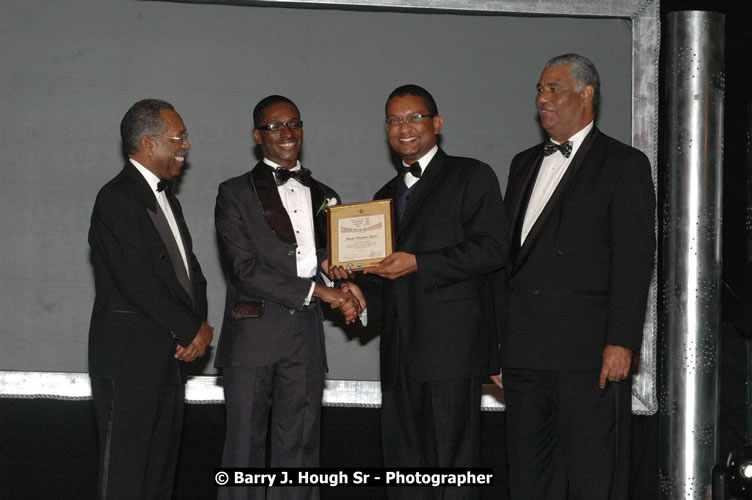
left=316, top=197, right=337, bottom=216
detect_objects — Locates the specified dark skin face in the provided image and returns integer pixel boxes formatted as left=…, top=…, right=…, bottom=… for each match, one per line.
left=385, top=94, right=443, bottom=164
left=132, top=109, right=191, bottom=180
left=536, top=64, right=595, bottom=143
left=252, top=102, right=303, bottom=170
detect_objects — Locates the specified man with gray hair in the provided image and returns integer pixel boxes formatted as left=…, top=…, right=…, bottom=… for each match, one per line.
left=494, top=54, right=655, bottom=498
left=88, top=99, right=213, bottom=499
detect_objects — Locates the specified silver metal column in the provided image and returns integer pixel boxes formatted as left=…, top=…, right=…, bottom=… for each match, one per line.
left=660, top=11, right=725, bottom=500
left=747, top=104, right=752, bottom=447
left=746, top=104, right=752, bottom=265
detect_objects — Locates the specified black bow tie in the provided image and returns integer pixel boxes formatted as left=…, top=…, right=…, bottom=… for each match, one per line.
left=543, top=140, right=573, bottom=158
left=156, top=179, right=172, bottom=192
left=275, top=167, right=313, bottom=187
left=398, top=162, right=422, bottom=178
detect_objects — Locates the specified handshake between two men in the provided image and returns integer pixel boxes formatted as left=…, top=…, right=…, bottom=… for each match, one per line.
left=320, top=250, right=419, bottom=325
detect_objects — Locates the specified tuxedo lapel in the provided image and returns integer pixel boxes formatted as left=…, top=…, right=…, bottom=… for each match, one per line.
left=251, top=162, right=297, bottom=245
left=508, top=152, right=544, bottom=252
left=514, top=127, right=600, bottom=269
left=166, top=191, right=194, bottom=279
left=147, top=204, right=194, bottom=306
left=123, top=162, right=159, bottom=213
left=397, top=149, right=445, bottom=241
left=122, top=164, right=195, bottom=306
left=382, top=177, right=402, bottom=231
left=167, top=192, right=193, bottom=268
left=309, top=180, right=328, bottom=250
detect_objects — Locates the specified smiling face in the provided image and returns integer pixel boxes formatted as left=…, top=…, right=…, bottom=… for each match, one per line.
left=139, top=109, right=191, bottom=180
left=252, top=102, right=303, bottom=170
left=536, top=64, right=594, bottom=143
left=385, top=94, right=443, bottom=164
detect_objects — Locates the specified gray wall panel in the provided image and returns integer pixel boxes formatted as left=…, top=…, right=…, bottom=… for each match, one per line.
left=0, top=0, right=632, bottom=379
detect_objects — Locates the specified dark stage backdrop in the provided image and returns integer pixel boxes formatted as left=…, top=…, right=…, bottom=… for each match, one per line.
left=0, top=0, right=633, bottom=379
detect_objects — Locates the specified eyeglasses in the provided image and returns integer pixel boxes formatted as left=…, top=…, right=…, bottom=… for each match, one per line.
left=256, top=120, right=303, bottom=132
left=385, top=113, right=434, bottom=128
left=154, top=133, right=189, bottom=145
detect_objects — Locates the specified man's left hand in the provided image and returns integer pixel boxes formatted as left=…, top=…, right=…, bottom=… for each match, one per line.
left=599, top=345, right=632, bottom=389
left=363, top=252, right=417, bottom=280
left=175, top=321, right=214, bottom=362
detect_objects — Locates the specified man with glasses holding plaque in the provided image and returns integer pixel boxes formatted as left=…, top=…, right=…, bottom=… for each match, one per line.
left=214, top=95, right=360, bottom=500
left=331, top=85, right=508, bottom=499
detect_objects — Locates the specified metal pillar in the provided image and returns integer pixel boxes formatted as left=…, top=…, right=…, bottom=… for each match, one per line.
left=747, top=104, right=752, bottom=447
left=660, top=10, right=725, bottom=500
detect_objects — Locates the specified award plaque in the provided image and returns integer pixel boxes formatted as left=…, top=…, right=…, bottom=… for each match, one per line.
left=327, top=199, right=395, bottom=270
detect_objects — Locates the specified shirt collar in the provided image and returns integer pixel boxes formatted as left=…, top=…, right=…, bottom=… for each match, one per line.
left=130, top=158, right=161, bottom=194
left=264, top=158, right=302, bottom=172
left=402, top=144, right=439, bottom=177
left=551, top=121, right=594, bottom=149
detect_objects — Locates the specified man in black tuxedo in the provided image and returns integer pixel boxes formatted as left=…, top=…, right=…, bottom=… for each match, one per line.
left=214, top=95, right=360, bottom=500
left=88, top=99, right=214, bottom=499
left=495, top=54, right=655, bottom=499
left=333, top=85, right=507, bottom=500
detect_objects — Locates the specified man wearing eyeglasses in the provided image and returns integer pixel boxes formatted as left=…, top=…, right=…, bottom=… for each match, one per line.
left=88, top=99, right=214, bottom=499
left=214, top=95, right=360, bottom=500
left=331, top=85, right=508, bottom=499
left=496, top=54, right=655, bottom=499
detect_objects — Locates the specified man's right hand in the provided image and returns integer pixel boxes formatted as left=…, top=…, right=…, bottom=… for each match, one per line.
left=490, top=373, right=503, bottom=390
left=314, top=284, right=361, bottom=324
left=340, top=281, right=365, bottom=312
left=175, top=321, right=214, bottom=362
left=322, top=258, right=356, bottom=281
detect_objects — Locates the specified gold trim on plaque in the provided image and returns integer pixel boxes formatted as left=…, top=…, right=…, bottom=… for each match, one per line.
left=327, top=199, right=394, bottom=270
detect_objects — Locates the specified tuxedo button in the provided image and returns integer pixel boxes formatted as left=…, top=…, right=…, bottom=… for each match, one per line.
left=556, top=250, right=564, bottom=256
left=533, top=289, right=541, bottom=296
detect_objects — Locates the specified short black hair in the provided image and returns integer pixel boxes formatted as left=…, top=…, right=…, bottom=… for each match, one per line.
left=120, top=99, right=175, bottom=155
left=385, top=84, right=439, bottom=116
left=252, top=95, right=300, bottom=129
left=545, top=53, right=601, bottom=117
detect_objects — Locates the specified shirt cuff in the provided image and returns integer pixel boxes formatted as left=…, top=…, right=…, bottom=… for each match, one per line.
left=320, top=271, right=335, bottom=288
left=303, top=281, right=316, bottom=306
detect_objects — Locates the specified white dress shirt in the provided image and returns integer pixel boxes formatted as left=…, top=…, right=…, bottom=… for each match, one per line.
left=402, top=144, right=439, bottom=188
left=520, top=121, right=594, bottom=244
left=263, top=158, right=317, bottom=304
left=130, top=159, right=190, bottom=276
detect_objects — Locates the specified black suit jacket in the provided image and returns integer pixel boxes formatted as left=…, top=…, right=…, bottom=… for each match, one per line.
left=88, top=163, right=208, bottom=385
left=501, top=128, right=655, bottom=371
left=368, top=149, right=508, bottom=390
left=213, top=162, right=339, bottom=369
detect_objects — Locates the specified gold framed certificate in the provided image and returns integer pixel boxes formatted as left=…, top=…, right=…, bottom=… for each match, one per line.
left=327, top=199, right=395, bottom=270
